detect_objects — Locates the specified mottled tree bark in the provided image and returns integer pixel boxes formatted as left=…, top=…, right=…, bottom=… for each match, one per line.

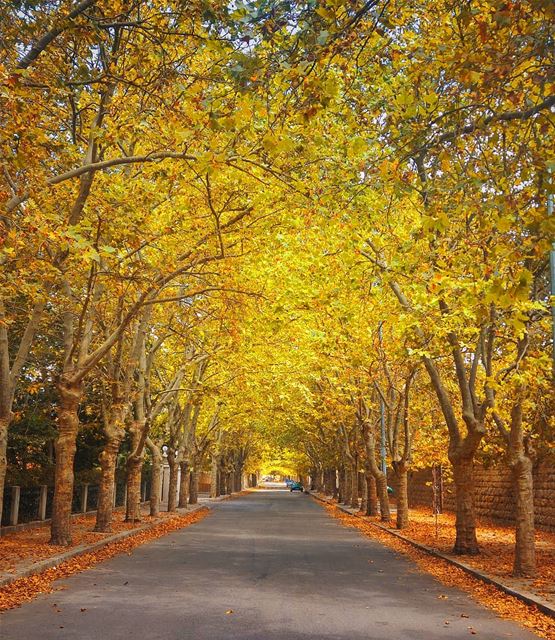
left=323, top=469, right=334, bottom=496
left=189, top=468, right=199, bottom=504
left=394, top=461, right=409, bottom=529
left=511, top=455, right=536, bottom=576
left=50, top=378, right=82, bottom=545
left=235, top=468, right=243, bottom=492
left=167, top=448, right=178, bottom=512
left=148, top=442, right=162, bottom=517
left=451, top=455, right=479, bottom=554
left=95, top=405, right=126, bottom=532
left=178, top=460, right=190, bottom=508
left=0, top=415, right=9, bottom=528
left=343, top=465, right=353, bottom=504
left=126, top=420, right=145, bottom=522
left=337, top=467, right=344, bottom=503
left=362, top=421, right=391, bottom=523
left=210, top=454, right=219, bottom=498
left=350, top=463, right=359, bottom=509
left=216, top=468, right=223, bottom=497
left=506, top=400, right=536, bottom=576
left=363, top=471, right=379, bottom=516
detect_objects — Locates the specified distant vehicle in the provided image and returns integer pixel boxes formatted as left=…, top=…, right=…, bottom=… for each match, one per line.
left=289, top=481, right=304, bottom=492
left=284, top=479, right=294, bottom=487
left=262, top=475, right=274, bottom=482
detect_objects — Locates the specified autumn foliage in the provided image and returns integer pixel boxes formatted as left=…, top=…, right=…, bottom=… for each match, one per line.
left=0, top=0, right=553, bottom=625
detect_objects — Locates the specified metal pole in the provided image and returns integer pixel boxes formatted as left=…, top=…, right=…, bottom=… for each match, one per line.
left=378, top=323, right=387, bottom=475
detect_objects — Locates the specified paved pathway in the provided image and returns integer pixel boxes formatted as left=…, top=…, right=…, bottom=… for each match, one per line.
left=0, top=490, right=539, bottom=639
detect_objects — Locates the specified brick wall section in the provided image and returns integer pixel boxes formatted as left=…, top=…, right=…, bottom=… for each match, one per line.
left=389, top=462, right=555, bottom=533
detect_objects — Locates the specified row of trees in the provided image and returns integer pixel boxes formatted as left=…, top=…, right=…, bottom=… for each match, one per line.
left=1, top=0, right=287, bottom=543
left=1, top=0, right=553, bottom=578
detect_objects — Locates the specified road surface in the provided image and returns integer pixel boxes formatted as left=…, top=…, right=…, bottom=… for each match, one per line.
left=0, top=489, right=538, bottom=639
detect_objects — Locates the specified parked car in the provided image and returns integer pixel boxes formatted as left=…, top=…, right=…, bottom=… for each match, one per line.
left=289, top=481, right=304, bottom=492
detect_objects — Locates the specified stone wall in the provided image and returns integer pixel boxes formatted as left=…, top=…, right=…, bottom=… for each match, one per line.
left=390, top=462, right=555, bottom=533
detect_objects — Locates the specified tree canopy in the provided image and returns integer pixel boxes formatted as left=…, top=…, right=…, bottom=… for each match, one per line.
left=1, top=0, right=553, bottom=576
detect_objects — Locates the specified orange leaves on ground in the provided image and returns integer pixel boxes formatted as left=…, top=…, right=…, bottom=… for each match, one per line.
left=323, top=502, right=555, bottom=640
left=387, top=506, right=555, bottom=601
left=0, top=508, right=209, bottom=612
left=0, top=508, right=161, bottom=574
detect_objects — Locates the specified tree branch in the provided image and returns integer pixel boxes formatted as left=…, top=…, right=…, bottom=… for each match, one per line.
left=16, top=0, right=98, bottom=70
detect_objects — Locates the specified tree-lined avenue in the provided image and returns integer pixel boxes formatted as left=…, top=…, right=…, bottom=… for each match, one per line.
left=0, top=490, right=539, bottom=639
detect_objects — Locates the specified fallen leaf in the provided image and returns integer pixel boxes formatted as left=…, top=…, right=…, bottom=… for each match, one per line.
left=322, top=502, right=555, bottom=640
left=0, top=509, right=210, bottom=613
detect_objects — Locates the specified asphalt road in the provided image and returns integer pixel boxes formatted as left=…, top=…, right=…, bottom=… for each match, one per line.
left=0, top=490, right=539, bottom=639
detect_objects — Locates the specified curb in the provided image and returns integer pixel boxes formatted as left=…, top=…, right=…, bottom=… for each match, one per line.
left=0, top=504, right=206, bottom=589
left=310, top=491, right=555, bottom=619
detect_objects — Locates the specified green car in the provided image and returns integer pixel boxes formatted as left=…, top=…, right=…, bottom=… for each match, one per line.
left=290, top=481, right=304, bottom=492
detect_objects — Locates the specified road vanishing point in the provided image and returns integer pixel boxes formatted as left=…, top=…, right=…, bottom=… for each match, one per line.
left=1, top=488, right=538, bottom=639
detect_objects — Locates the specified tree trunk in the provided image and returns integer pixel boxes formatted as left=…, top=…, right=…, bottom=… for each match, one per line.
left=364, top=471, right=379, bottom=516
left=95, top=405, right=126, bottom=532
left=50, top=379, right=82, bottom=545
left=125, top=460, right=142, bottom=522
left=332, top=469, right=339, bottom=500
left=210, top=455, right=219, bottom=498
left=315, top=469, right=324, bottom=493
left=125, top=421, right=145, bottom=522
left=0, top=414, right=10, bottom=529
left=510, top=455, right=536, bottom=576
left=362, top=424, right=390, bottom=522
left=150, top=453, right=162, bottom=517
left=216, top=469, right=222, bottom=497
left=94, top=436, right=121, bottom=532
left=376, top=473, right=391, bottom=522
left=342, top=468, right=352, bottom=505
left=220, top=470, right=226, bottom=495
left=167, top=449, right=178, bottom=512
left=337, top=467, right=344, bottom=503
left=324, top=469, right=330, bottom=494
left=189, top=469, right=199, bottom=504
left=451, top=455, right=480, bottom=554
left=350, top=464, right=359, bottom=509
left=178, top=460, right=190, bottom=508
left=395, top=461, right=409, bottom=529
